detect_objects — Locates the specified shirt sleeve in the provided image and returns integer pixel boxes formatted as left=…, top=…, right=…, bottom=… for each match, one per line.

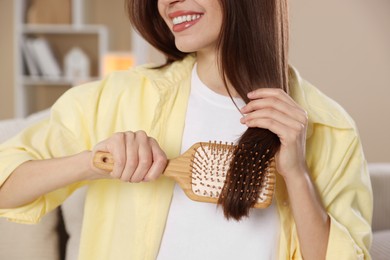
left=0, top=82, right=99, bottom=223
left=308, top=127, right=373, bottom=260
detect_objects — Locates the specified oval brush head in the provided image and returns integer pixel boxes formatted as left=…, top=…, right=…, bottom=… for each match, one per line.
left=187, top=141, right=277, bottom=217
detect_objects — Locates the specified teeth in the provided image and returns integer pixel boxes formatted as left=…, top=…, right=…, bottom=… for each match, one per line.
left=173, top=14, right=202, bottom=25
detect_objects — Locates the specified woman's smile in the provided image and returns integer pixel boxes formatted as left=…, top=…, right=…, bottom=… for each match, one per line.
left=158, top=0, right=222, bottom=53
left=169, top=11, right=203, bottom=32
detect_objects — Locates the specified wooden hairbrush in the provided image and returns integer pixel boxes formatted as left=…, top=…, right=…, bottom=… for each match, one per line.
left=93, top=141, right=276, bottom=208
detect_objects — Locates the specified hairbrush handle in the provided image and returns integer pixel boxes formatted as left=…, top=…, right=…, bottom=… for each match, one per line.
left=92, top=144, right=199, bottom=192
left=93, top=151, right=115, bottom=172
left=92, top=146, right=206, bottom=203
left=92, top=151, right=185, bottom=176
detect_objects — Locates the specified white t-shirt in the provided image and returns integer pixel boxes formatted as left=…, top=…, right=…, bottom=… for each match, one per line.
left=158, top=64, right=280, bottom=260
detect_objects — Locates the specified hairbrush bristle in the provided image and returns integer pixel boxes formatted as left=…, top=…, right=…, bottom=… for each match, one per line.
left=190, top=141, right=235, bottom=199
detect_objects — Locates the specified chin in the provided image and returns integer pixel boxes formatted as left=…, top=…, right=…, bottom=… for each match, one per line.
left=175, top=44, right=197, bottom=53
left=174, top=38, right=204, bottom=53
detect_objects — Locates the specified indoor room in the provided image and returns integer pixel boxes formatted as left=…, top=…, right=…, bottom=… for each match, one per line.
left=0, top=0, right=389, bottom=259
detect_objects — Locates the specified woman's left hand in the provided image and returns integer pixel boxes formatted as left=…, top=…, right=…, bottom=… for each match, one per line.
left=240, top=88, right=309, bottom=182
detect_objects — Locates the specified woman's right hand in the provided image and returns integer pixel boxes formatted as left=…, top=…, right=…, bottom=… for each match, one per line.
left=90, top=131, right=168, bottom=183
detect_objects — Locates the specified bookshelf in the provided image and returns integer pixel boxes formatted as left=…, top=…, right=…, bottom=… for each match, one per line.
left=15, top=0, right=108, bottom=117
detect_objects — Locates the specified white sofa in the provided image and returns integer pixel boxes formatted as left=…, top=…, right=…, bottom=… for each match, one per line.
left=369, top=163, right=390, bottom=260
left=0, top=110, right=86, bottom=260
left=0, top=110, right=389, bottom=259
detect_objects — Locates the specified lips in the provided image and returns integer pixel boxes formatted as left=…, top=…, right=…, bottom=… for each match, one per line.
left=168, top=11, right=204, bottom=32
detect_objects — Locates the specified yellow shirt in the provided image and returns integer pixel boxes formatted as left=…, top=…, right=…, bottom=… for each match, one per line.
left=0, top=55, right=372, bottom=259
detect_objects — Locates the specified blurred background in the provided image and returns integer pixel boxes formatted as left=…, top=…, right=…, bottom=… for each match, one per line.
left=0, top=0, right=389, bottom=163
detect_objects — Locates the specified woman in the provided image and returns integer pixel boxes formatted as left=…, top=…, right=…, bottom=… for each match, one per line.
left=0, top=0, right=372, bottom=259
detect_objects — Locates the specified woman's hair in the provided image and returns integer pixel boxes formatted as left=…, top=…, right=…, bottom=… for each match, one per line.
left=126, top=0, right=289, bottom=220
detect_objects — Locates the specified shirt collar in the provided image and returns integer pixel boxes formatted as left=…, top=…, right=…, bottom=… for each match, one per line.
left=288, top=66, right=355, bottom=139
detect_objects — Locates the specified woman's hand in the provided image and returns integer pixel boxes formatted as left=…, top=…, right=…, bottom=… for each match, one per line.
left=90, top=130, right=167, bottom=183
left=240, top=88, right=309, bottom=182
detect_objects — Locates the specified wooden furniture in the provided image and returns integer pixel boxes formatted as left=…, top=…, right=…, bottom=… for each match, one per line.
left=14, top=0, right=108, bottom=117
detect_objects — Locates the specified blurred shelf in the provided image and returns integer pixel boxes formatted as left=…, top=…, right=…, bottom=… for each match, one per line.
left=15, top=0, right=108, bottom=116
left=23, top=24, right=106, bottom=35
left=23, top=76, right=101, bottom=86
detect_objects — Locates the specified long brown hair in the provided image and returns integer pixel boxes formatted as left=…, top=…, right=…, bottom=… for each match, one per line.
left=126, top=0, right=289, bottom=220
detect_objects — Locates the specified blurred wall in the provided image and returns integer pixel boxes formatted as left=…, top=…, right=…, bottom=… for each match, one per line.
left=0, top=0, right=15, bottom=119
left=289, top=0, right=390, bottom=162
left=84, top=0, right=132, bottom=51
